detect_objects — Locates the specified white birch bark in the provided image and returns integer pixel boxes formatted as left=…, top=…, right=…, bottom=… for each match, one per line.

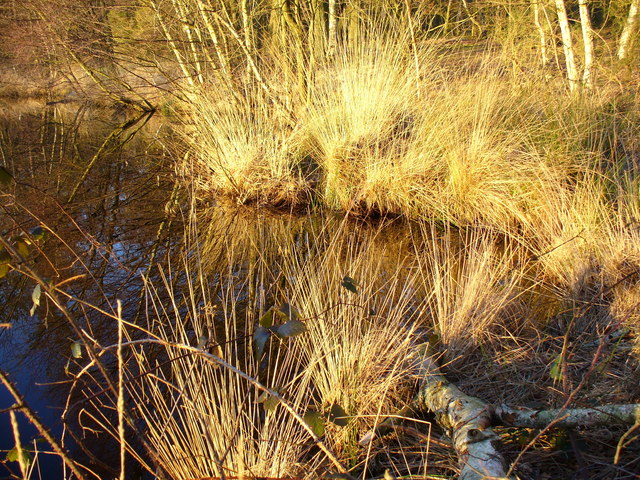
left=578, top=0, right=595, bottom=87
left=241, top=0, right=254, bottom=55
left=533, top=0, right=549, bottom=66
left=328, top=0, right=337, bottom=55
left=618, top=0, right=640, bottom=61
left=361, top=345, right=512, bottom=480
left=497, top=404, right=640, bottom=429
left=149, top=0, right=196, bottom=89
left=171, top=0, right=204, bottom=84
left=196, top=0, right=231, bottom=83
left=413, top=355, right=510, bottom=480
left=555, top=0, right=579, bottom=91
left=360, top=344, right=640, bottom=480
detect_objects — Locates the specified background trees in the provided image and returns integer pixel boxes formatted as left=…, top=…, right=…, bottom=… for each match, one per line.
left=1, top=1, right=638, bottom=102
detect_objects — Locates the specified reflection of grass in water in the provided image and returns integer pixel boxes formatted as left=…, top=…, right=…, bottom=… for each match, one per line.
left=37, top=202, right=640, bottom=479
left=105, top=209, right=637, bottom=479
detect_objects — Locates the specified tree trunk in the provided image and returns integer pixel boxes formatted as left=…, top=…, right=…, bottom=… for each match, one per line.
left=555, top=0, right=579, bottom=91
left=361, top=345, right=512, bottom=480
left=328, top=0, right=337, bottom=55
left=618, top=0, right=640, bottom=61
left=533, top=0, right=549, bottom=66
left=413, top=354, right=511, bottom=480
left=578, top=0, right=594, bottom=87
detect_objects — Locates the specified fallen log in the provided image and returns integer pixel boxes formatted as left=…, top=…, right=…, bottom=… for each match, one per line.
left=412, top=350, right=510, bottom=480
left=362, top=345, right=511, bottom=480
left=496, top=403, right=640, bottom=430
left=360, top=344, right=640, bottom=480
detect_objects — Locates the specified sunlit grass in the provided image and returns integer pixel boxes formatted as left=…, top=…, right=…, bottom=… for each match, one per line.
left=184, top=86, right=311, bottom=208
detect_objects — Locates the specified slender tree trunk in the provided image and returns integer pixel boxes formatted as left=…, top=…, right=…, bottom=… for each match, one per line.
left=171, top=0, right=204, bottom=84
left=149, top=0, right=196, bottom=89
left=196, top=0, right=232, bottom=85
left=555, top=0, right=579, bottom=91
left=578, top=0, right=594, bottom=87
left=618, top=0, right=640, bottom=61
left=533, top=0, right=549, bottom=66
left=328, top=0, right=337, bottom=55
left=240, top=0, right=254, bottom=55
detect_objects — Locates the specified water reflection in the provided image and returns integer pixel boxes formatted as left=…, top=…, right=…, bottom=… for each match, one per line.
left=0, top=99, right=563, bottom=480
left=0, top=100, right=178, bottom=478
left=0, top=100, right=429, bottom=478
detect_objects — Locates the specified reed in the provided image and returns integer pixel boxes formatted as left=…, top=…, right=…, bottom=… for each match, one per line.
left=102, top=218, right=434, bottom=479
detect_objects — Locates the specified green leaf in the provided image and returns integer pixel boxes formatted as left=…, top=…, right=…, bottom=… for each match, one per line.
left=304, top=410, right=325, bottom=437
left=260, top=307, right=288, bottom=328
left=29, top=284, right=42, bottom=317
left=6, top=446, right=32, bottom=467
left=16, top=241, right=29, bottom=258
left=254, top=326, right=271, bottom=358
left=0, top=166, right=13, bottom=187
left=5, top=447, right=18, bottom=462
left=278, top=303, right=300, bottom=321
left=0, top=248, right=11, bottom=265
left=71, top=340, right=83, bottom=359
left=341, top=276, right=358, bottom=294
left=328, top=403, right=349, bottom=426
left=549, top=353, right=564, bottom=382
left=259, top=309, right=274, bottom=328
left=263, top=394, right=279, bottom=413
left=257, top=391, right=280, bottom=413
left=0, top=263, right=8, bottom=279
left=274, top=319, right=307, bottom=338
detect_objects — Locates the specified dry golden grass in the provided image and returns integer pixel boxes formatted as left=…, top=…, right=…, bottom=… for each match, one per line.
left=415, top=224, right=533, bottom=355
left=185, top=86, right=311, bottom=208
left=181, top=25, right=639, bottom=247
left=109, top=218, right=434, bottom=479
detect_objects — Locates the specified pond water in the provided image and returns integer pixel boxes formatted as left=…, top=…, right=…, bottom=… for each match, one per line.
left=0, top=100, right=422, bottom=478
left=0, top=100, right=181, bottom=477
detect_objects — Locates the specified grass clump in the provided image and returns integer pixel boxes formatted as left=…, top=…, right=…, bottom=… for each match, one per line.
left=185, top=86, right=311, bottom=208
left=109, top=220, right=432, bottom=479
left=182, top=17, right=639, bottom=244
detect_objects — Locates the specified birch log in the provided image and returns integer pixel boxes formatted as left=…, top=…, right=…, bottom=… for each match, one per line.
left=328, top=0, right=337, bottom=55
left=532, top=0, right=548, bottom=66
left=361, top=345, right=512, bottom=480
left=496, top=404, right=640, bottom=429
left=360, top=344, right=640, bottom=480
left=413, top=354, right=511, bottom=480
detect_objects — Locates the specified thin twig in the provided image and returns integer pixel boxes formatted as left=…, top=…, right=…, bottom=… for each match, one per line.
left=0, top=369, right=88, bottom=480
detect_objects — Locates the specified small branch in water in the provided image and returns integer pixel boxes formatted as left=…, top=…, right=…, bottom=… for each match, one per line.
left=0, top=369, right=89, bottom=480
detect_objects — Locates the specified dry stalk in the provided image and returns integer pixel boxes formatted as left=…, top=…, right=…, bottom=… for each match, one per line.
left=98, top=337, right=349, bottom=475
left=0, top=369, right=89, bottom=480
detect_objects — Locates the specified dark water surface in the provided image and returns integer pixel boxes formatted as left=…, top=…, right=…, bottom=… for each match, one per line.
left=0, top=100, right=421, bottom=479
left=0, top=100, right=180, bottom=478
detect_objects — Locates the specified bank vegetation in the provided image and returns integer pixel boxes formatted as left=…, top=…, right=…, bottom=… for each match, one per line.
left=1, top=1, right=640, bottom=479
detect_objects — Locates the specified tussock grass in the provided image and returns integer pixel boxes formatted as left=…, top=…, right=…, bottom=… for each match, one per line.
left=416, top=225, right=532, bottom=355
left=300, top=26, right=423, bottom=215
left=128, top=269, right=317, bottom=479
left=113, top=219, right=432, bottom=479
left=182, top=18, right=639, bottom=246
left=280, top=223, right=424, bottom=457
left=185, top=86, right=311, bottom=208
